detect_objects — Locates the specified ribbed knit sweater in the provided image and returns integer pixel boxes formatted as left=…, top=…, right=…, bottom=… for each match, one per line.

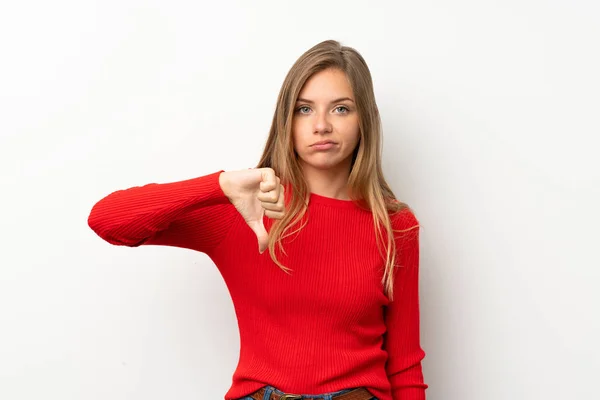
left=87, top=170, right=427, bottom=400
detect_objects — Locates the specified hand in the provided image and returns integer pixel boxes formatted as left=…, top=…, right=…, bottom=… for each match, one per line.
left=219, top=168, right=285, bottom=253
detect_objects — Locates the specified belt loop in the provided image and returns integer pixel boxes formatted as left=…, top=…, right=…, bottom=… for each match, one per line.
left=262, top=387, right=273, bottom=400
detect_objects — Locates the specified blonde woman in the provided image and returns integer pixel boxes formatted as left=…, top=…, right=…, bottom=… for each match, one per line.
left=88, top=40, right=427, bottom=400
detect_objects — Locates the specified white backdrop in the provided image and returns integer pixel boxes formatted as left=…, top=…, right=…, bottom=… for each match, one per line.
left=1, top=1, right=599, bottom=399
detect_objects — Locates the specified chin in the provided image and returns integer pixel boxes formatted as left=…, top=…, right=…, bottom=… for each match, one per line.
left=300, top=157, right=348, bottom=171
left=311, top=163, right=339, bottom=171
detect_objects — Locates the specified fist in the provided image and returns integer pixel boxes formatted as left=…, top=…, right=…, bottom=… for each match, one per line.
left=219, top=168, right=285, bottom=253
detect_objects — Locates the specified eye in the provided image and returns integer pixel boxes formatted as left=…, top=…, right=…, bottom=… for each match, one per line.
left=296, top=106, right=311, bottom=114
left=335, top=106, right=349, bottom=114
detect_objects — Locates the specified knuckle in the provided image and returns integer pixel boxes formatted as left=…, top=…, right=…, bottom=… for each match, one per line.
left=264, top=167, right=275, bottom=177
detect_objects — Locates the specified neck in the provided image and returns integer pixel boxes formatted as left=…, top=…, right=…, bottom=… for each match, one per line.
left=300, top=160, right=352, bottom=200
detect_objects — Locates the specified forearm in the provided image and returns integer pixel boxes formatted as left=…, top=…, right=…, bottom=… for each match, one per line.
left=88, top=170, right=229, bottom=246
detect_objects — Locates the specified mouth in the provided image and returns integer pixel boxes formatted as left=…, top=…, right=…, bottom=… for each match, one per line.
left=310, top=140, right=336, bottom=147
left=310, top=140, right=337, bottom=151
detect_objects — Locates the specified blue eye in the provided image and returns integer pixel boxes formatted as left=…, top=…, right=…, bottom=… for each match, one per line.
left=295, top=105, right=349, bottom=114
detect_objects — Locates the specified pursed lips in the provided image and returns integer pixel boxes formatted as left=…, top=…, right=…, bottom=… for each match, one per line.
left=310, top=140, right=336, bottom=146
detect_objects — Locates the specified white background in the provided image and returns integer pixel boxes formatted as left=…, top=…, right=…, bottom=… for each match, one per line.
left=1, top=1, right=599, bottom=399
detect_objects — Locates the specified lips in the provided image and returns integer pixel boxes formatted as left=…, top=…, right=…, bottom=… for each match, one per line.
left=310, top=140, right=337, bottom=151
left=311, top=140, right=336, bottom=147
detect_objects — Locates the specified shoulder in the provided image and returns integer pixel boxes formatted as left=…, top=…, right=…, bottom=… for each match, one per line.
left=389, top=205, right=420, bottom=245
left=389, top=203, right=419, bottom=229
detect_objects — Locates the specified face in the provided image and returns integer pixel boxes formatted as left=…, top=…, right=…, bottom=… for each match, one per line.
left=292, top=68, right=360, bottom=173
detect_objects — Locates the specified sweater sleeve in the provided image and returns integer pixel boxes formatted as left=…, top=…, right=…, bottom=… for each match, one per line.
left=87, top=170, right=237, bottom=254
left=383, top=209, right=428, bottom=400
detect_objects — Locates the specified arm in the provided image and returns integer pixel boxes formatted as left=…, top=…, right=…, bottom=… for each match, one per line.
left=87, top=170, right=237, bottom=254
left=383, top=209, right=428, bottom=400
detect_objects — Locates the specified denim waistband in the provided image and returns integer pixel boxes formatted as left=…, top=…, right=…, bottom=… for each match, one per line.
left=259, top=385, right=371, bottom=400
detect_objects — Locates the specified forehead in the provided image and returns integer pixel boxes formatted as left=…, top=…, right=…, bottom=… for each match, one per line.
left=297, top=68, right=354, bottom=100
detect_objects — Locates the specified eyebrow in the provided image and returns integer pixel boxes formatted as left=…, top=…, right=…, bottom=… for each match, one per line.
left=295, top=97, right=355, bottom=104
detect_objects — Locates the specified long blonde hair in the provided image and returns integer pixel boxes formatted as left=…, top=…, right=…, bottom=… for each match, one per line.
left=257, top=39, right=411, bottom=300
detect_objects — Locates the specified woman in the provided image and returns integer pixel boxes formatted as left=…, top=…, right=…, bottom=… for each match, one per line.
left=88, top=40, right=427, bottom=400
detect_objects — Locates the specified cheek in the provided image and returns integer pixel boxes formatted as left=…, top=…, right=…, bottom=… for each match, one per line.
left=292, top=121, right=308, bottom=145
left=342, top=119, right=361, bottom=144
left=291, top=131, right=303, bottom=154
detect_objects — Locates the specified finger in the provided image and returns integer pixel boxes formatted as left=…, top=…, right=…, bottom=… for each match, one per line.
left=261, top=200, right=283, bottom=212
left=261, top=184, right=285, bottom=211
left=249, top=219, right=269, bottom=254
left=257, top=183, right=280, bottom=203
left=260, top=168, right=277, bottom=191
left=265, top=209, right=285, bottom=220
left=260, top=169, right=278, bottom=192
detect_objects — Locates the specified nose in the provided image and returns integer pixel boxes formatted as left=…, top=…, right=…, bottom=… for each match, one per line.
left=313, top=111, right=332, bottom=134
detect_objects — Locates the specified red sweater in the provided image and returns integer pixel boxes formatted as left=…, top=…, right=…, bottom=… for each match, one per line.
left=87, top=170, right=427, bottom=400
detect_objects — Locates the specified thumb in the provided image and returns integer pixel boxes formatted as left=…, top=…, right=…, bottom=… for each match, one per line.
left=249, top=219, right=269, bottom=254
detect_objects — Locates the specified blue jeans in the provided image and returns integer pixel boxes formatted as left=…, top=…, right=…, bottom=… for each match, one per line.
left=238, top=385, right=378, bottom=400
